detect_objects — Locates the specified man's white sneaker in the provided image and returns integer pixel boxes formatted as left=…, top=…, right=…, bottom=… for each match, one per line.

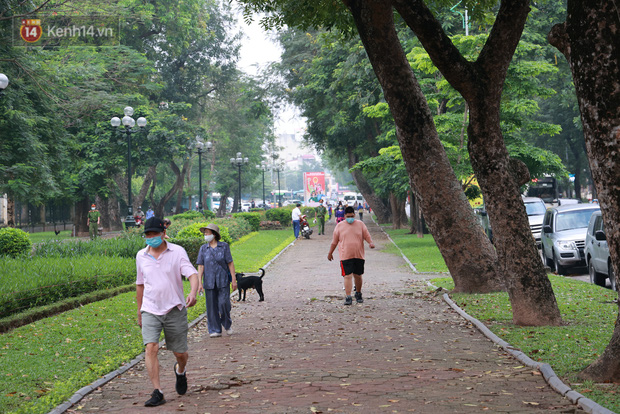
left=209, top=332, right=222, bottom=338
left=226, top=328, right=233, bottom=335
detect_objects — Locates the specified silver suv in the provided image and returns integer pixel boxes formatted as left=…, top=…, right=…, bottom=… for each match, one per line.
left=541, top=204, right=600, bottom=275
left=585, top=211, right=616, bottom=290
left=523, top=197, right=546, bottom=247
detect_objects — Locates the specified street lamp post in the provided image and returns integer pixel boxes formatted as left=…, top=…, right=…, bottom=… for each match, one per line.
left=196, top=139, right=212, bottom=211
left=111, top=106, right=147, bottom=228
left=256, top=161, right=268, bottom=208
left=0, top=73, right=9, bottom=98
left=273, top=162, right=285, bottom=207
left=230, top=152, right=249, bottom=212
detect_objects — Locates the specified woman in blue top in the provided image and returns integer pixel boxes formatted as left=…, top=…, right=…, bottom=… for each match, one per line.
left=197, top=224, right=237, bottom=337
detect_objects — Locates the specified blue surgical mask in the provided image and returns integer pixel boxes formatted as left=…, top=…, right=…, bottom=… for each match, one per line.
left=346, top=218, right=355, bottom=224
left=145, top=236, right=163, bottom=248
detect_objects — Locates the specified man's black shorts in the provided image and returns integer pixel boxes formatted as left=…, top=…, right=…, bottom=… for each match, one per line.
left=340, top=258, right=365, bottom=276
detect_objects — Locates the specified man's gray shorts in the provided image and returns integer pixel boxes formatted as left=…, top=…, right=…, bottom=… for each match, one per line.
left=141, top=307, right=188, bottom=353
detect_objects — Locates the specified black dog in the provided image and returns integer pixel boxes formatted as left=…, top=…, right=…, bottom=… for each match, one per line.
left=236, top=268, right=265, bottom=302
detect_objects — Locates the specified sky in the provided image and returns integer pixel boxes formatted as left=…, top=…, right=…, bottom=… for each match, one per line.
left=234, top=8, right=306, bottom=136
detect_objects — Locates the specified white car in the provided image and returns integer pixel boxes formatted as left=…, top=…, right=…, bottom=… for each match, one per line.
left=241, top=203, right=251, bottom=212
left=522, top=197, right=547, bottom=247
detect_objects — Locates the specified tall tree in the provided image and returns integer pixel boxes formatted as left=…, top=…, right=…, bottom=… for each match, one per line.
left=549, top=0, right=620, bottom=381
left=240, top=0, right=505, bottom=294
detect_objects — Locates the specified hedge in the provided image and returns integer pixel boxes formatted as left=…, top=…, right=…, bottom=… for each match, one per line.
left=0, top=227, right=32, bottom=258
left=232, top=212, right=261, bottom=232
left=265, top=207, right=292, bottom=226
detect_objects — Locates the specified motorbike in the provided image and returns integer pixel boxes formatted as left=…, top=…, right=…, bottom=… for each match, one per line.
left=300, top=215, right=313, bottom=239
left=134, top=215, right=144, bottom=228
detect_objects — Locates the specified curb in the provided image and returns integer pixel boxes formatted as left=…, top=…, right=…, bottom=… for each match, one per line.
left=49, top=236, right=298, bottom=414
left=440, top=291, right=616, bottom=414
left=377, top=223, right=615, bottom=414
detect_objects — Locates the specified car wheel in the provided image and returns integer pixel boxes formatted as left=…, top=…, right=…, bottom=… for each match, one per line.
left=553, top=252, right=567, bottom=276
left=609, top=263, right=617, bottom=291
left=589, top=261, right=606, bottom=287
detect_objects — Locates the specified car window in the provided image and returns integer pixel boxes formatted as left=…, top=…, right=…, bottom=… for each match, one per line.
left=594, top=215, right=604, bottom=232
left=543, top=211, right=552, bottom=227
left=555, top=209, right=598, bottom=232
left=525, top=201, right=546, bottom=216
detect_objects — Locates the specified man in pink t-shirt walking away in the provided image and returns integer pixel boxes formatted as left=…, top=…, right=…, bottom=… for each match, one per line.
left=327, top=206, right=375, bottom=305
left=136, top=217, right=200, bottom=407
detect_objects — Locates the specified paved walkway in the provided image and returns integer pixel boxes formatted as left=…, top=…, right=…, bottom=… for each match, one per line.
left=71, top=219, right=583, bottom=413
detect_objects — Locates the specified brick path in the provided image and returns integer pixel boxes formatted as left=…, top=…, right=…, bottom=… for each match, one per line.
left=71, top=219, right=583, bottom=413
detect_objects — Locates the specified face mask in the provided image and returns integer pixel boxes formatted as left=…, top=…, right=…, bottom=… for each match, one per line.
left=91, top=207, right=95, bottom=210
left=145, top=236, right=163, bottom=248
left=204, top=234, right=214, bottom=242
left=346, top=218, right=355, bottom=224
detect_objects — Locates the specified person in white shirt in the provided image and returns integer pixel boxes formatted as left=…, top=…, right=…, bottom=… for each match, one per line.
left=292, top=203, right=302, bottom=238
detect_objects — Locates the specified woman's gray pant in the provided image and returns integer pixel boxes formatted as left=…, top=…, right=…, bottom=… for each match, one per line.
left=205, top=286, right=232, bottom=334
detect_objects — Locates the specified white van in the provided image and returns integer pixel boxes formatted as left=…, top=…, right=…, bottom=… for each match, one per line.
left=343, top=192, right=363, bottom=207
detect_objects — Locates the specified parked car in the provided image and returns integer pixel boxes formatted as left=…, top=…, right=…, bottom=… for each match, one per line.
left=541, top=204, right=600, bottom=275
left=585, top=211, right=616, bottom=290
left=474, top=197, right=546, bottom=246
left=522, top=197, right=547, bottom=247
left=241, top=202, right=251, bottom=212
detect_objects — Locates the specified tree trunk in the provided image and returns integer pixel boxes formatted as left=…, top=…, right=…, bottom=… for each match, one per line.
left=350, top=167, right=391, bottom=223
left=346, top=0, right=503, bottom=293
left=549, top=0, right=620, bottom=381
left=134, top=165, right=157, bottom=211
left=389, top=192, right=401, bottom=229
left=73, top=197, right=90, bottom=237
left=152, top=161, right=189, bottom=218
left=95, top=193, right=122, bottom=232
left=6, top=196, right=15, bottom=227
left=392, top=0, right=562, bottom=325
left=217, top=190, right=230, bottom=217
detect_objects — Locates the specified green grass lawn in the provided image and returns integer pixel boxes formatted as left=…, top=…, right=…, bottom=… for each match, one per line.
left=27, top=230, right=73, bottom=244
left=382, top=228, right=448, bottom=272
left=431, top=275, right=620, bottom=412
left=0, top=228, right=294, bottom=414
left=383, top=229, right=620, bottom=411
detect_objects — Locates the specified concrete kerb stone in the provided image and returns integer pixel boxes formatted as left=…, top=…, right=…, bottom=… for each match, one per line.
left=435, top=288, right=614, bottom=414
left=49, top=237, right=298, bottom=414
left=363, top=218, right=615, bottom=414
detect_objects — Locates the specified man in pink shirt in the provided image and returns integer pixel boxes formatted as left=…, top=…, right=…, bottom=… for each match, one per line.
left=327, top=206, right=375, bottom=305
left=136, top=217, right=200, bottom=407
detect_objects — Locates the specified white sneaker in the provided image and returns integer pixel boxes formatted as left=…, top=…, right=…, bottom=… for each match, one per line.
left=209, top=332, right=222, bottom=338
left=225, top=328, right=233, bottom=335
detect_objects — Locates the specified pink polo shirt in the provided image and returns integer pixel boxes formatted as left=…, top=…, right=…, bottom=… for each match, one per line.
left=136, top=242, right=198, bottom=315
left=331, top=220, right=373, bottom=261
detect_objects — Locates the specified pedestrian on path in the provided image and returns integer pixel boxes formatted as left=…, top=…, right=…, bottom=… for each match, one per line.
left=136, top=217, right=200, bottom=407
left=315, top=199, right=327, bottom=235
left=87, top=204, right=100, bottom=240
left=292, top=203, right=302, bottom=238
left=357, top=203, right=364, bottom=221
left=327, top=206, right=375, bottom=305
left=146, top=207, right=155, bottom=220
left=196, top=224, right=237, bottom=337
left=335, top=201, right=345, bottom=223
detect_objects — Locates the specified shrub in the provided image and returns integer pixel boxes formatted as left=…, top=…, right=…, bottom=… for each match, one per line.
left=232, top=212, right=261, bottom=232
left=172, top=210, right=204, bottom=220
left=265, top=207, right=292, bottom=226
left=169, top=237, right=205, bottom=265
left=249, top=208, right=265, bottom=213
left=0, top=227, right=32, bottom=257
left=214, top=217, right=252, bottom=240
left=203, top=209, right=216, bottom=219
left=176, top=222, right=233, bottom=244
left=33, top=235, right=144, bottom=258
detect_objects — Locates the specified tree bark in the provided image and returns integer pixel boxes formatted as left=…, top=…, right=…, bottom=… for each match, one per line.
left=389, top=192, right=401, bottom=229
left=73, top=197, right=90, bottom=237
left=135, top=165, right=157, bottom=211
left=6, top=196, right=15, bottom=227
left=350, top=167, right=391, bottom=223
left=151, top=161, right=189, bottom=218
left=549, top=0, right=620, bottom=381
left=393, top=0, right=562, bottom=325
left=95, top=193, right=122, bottom=232
left=346, top=0, right=504, bottom=293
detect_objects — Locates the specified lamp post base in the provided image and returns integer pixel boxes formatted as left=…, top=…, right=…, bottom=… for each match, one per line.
left=124, top=215, right=136, bottom=229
